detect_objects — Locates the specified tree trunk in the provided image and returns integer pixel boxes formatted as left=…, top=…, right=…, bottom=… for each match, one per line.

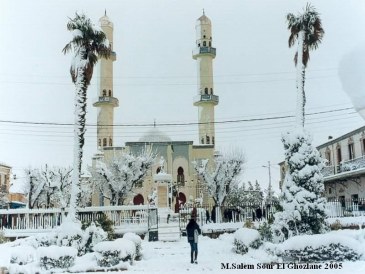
left=296, top=31, right=306, bottom=128
left=68, top=66, right=87, bottom=221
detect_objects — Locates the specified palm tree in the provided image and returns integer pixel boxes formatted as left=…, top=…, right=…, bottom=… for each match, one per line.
left=287, top=3, right=324, bottom=127
left=63, top=13, right=111, bottom=221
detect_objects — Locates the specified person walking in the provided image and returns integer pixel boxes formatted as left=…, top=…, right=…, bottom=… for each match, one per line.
left=186, top=217, right=201, bottom=264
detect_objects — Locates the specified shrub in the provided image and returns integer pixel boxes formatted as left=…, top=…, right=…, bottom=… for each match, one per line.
left=123, top=233, right=142, bottom=260
left=83, top=213, right=114, bottom=240
left=38, top=245, right=77, bottom=270
left=233, top=228, right=262, bottom=255
left=258, top=221, right=272, bottom=242
left=83, top=222, right=108, bottom=254
left=94, top=238, right=136, bottom=267
left=277, top=232, right=362, bottom=262
left=330, top=220, right=342, bottom=231
left=10, top=246, right=36, bottom=265
left=55, top=220, right=88, bottom=256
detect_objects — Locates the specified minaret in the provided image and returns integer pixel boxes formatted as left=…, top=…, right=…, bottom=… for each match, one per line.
left=93, top=12, right=119, bottom=149
left=193, top=11, right=218, bottom=146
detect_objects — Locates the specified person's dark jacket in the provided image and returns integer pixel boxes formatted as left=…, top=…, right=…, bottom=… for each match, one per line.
left=186, top=219, right=201, bottom=243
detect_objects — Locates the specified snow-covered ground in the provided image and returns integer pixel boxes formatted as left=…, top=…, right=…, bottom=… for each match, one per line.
left=1, top=230, right=365, bottom=274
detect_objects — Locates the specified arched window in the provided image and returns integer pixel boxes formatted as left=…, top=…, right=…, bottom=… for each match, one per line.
left=103, top=138, right=107, bottom=147
left=206, top=136, right=210, bottom=144
left=203, top=35, right=206, bottom=38
left=204, top=87, right=208, bottom=94
left=203, top=41, right=206, bottom=47
left=198, top=43, right=200, bottom=47
left=109, top=138, right=112, bottom=146
left=201, top=137, right=204, bottom=144
left=98, top=139, right=101, bottom=147
left=209, top=41, right=211, bottom=47
left=103, top=89, right=107, bottom=96
left=210, top=88, right=213, bottom=94
left=108, top=90, right=112, bottom=96
left=177, top=167, right=185, bottom=185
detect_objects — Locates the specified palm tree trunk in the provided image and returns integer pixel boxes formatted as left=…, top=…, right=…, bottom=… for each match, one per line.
left=68, top=66, right=87, bottom=221
left=296, top=31, right=306, bottom=128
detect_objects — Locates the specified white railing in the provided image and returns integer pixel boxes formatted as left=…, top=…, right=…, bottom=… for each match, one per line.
left=0, top=205, right=149, bottom=236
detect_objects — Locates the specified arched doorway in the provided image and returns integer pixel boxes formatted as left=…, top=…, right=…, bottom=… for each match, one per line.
left=133, top=194, right=144, bottom=205
left=175, top=192, right=187, bottom=213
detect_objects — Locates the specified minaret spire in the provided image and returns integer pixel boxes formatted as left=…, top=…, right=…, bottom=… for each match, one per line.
left=93, top=13, right=118, bottom=149
left=193, top=12, right=218, bottom=146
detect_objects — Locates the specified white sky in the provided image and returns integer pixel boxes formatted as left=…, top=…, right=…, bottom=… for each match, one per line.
left=1, top=0, right=365, bottom=192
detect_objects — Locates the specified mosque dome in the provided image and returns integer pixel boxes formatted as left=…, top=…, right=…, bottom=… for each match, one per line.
left=138, top=127, right=172, bottom=143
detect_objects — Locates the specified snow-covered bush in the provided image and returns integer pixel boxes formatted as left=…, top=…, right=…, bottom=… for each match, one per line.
left=258, top=222, right=272, bottom=242
left=55, top=220, right=88, bottom=255
left=38, top=245, right=77, bottom=270
left=94, top=238, right=136, bottom=267
left=10, top=246, right=36, bottom=265
left=233, top=228, right=262, bottom=255
left=277, top=232, right=362, bottom=262
left=123, top=233, right=142, bottom=260
left=83, top=222, right=108, bottom=253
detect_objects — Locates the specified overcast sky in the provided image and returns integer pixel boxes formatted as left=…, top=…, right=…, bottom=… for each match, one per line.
left=1, top=0, right=365, bottom=192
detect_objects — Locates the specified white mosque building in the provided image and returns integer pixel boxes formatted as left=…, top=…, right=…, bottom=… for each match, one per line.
left=91, top=12, right=219, bottom=211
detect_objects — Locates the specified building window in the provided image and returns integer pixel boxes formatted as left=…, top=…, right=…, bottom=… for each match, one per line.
left=98, top=139, right=101, bottom=147
left=103, top=89, right=107, bottom=96
left=328, top=187, right=332, bottom=194
left=210, top=88, right=213, bottom=94
left=203, top=35, right=206, bottom=38
left=212, top=136, right=215, bottom=145
left=109, top=138, right=112, bottom=146
left=203, top=41, right=206, bottom=47
left=209, top=41, right=211, bottom=47
left=103, top=138, right=107, bottom=147
left=337, top=147, right=342, bottom=164
left=362, top=139, right=365, bottom=155
left=348, top=143, right=355, bottom=160
left=204, top=87, right=208, bottom=94
left=325, top=149, right=331, bottom=166
left=351, top=194, right=359, bottom=204
left=177, top=167, right=185, bottom=185
left=108, top=90, right=112, bottom=96
left=206, top=136, right=210, bottom=144
left=201, top=138, right=204, bottom=144
left=156, top=167, right=161, bottom=174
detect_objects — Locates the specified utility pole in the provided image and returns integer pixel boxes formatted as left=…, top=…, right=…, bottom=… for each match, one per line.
left=262, top=161, right=272, bottom=187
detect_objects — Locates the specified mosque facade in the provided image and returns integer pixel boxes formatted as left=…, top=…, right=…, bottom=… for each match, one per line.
left=91, top=12, right=218, bottom=211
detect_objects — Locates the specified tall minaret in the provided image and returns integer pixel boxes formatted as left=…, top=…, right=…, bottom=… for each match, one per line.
left=193, top=11, right=218, bottom=146
left=93, top=12, right=119, bottom=149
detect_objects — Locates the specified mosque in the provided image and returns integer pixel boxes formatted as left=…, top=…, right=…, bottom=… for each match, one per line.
left=91, top=12, right=219, bottom=211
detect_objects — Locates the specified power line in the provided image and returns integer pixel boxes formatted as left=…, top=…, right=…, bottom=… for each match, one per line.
left=0, top=107, right=354, bottom=128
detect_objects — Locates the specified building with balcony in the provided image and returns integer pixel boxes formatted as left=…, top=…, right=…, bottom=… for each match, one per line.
left=279, top=126, right=365, bottom=204
left=317, top=126, right=365, bottom=202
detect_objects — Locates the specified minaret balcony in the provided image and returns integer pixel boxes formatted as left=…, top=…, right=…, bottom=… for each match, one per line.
left=93, top=96, right=119, bottom=107
left=193, top=94, right=219, bottom=106
left=193, top=47, right=216, bottom=59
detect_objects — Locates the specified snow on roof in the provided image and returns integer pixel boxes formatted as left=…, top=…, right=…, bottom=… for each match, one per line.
left=138, top=127, right=172, bottom=143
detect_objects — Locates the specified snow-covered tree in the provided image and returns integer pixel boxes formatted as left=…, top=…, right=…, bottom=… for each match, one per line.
left=24, top=166, right=73, bottom=208
left=287, top=3, right=324, bottom=127
left=225, top=181, right=246, bottom=207
left=193, top=150, right=244, bottom=223
left=89, top=149, right=154, bottom=205
left=272, top=130, right=329, bottom=243
left=63, top=13, right=111, bottom=220
left=254, top=180, right=264, bottom=204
